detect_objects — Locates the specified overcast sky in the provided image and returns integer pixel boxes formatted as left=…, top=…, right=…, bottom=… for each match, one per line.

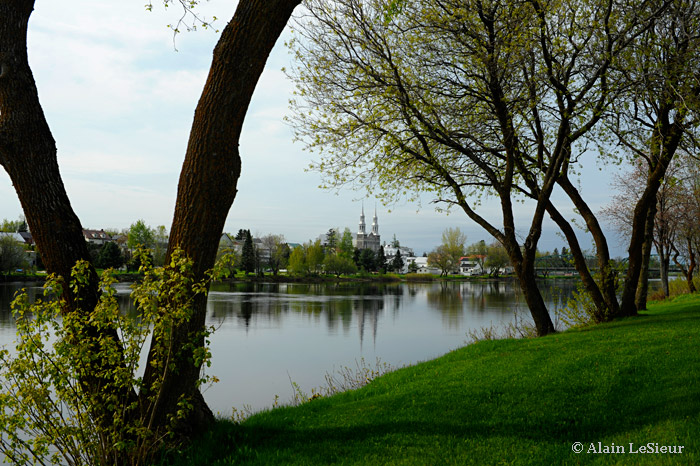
left=0, top=1, right=628, bottom=257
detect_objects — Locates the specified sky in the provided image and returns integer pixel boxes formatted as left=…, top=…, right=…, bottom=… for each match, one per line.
left=0, top=0, right=628, bottom=258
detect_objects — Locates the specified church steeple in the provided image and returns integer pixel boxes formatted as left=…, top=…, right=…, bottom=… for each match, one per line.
left=358, top=204, right=366, bottom=234
left=371, top=206, right=378, bottom=235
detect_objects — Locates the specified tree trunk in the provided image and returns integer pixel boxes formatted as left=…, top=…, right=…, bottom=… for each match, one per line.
left=140, top=0, right=301, bottom=435
left=659, top=247, right=670, bottom=297
left=0, top=0, right=96, bottom=306
left=557, top=176, right=620, bottom=318
left=2, top=0, right=301, bottom=442
left=0, top=0, right=139, bottom=432
left=618, top=109, right=685, bottom=316
left=511, top=246, right=555, bottom=336
left=635, top=201, right=656, bottom=310
left=545, top=201, right=612, bottom=322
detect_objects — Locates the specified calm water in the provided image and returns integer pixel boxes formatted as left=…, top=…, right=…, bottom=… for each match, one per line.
left=0, top=279, right=575, bottom=415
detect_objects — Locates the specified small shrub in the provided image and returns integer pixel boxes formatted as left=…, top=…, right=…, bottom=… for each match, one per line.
left=0, top=249, right=217, bottom=466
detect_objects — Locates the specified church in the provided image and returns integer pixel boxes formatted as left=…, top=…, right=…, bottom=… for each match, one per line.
left=354, top=206, right=381, bottom=252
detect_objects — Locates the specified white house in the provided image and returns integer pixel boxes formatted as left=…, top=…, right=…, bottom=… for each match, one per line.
left=405, top=256, right=441, bottom=275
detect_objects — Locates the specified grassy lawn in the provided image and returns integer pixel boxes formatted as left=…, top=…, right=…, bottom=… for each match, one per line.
left=160, top=293, right=700, bottom=465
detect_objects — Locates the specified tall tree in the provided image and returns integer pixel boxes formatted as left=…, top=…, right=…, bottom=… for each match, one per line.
left=376, top=246, right=387, bottom=273
left=466, top=240, right=488, bottom=274
left=127, top=219, right=156, bottom=251
left=391, top=249, right=404, bottom=273
left=609, top=0, right=700, bottom=316
left=261, top=233, right=288, bottom=276
left=288, top=0, right=660, bottom=335
left=0, top=0, right=301, bottom=443
left=241, top=230, right=256, bottom=275
left=306, top=239, right=326, bottom=274
left=338, top=228, right=355, bottom=259
left=0, top=235, right=26, bottom=273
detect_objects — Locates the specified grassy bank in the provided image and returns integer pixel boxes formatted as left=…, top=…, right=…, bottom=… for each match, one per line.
left=161, top=294, right=700, bottom=465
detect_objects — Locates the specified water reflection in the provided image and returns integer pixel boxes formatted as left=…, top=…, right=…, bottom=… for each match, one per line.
left=1, top=279, right=577, bottom=412
left=1, top=280, right=576, bottom=334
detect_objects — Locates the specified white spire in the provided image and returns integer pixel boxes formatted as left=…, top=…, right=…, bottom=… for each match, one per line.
left=371, top=206, right=379, bottom=235
left=358, top=204, right=366, bottom=234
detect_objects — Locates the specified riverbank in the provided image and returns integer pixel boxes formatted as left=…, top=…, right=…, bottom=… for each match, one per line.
left=159, top=293, right=700, bottom=465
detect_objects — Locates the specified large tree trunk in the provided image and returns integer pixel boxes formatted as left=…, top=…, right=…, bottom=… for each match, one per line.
left=140, top=0, right=301, bottom=435
left=0, top=0, right=97, bottom=306
left=557, top=175, right=620, bottom=319
left=618, top=121, right=683, bottom=316
left=545, top=201, right=612, bottom=322
left=635, top=201, right=657, bottom=310
left=0, top=0, right=140, bottom=433
left=513, top=249, right=555, bottom=336
left=2, top=0, right=301, bottom=441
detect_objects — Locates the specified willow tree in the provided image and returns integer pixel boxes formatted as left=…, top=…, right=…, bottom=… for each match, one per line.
left=0, top=0, right=300, bottom=441
left=288, top=0, right=657, bottom=334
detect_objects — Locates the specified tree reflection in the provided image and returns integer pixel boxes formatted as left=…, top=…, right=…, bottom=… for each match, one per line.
left=1, top=280, right=576, bottom=345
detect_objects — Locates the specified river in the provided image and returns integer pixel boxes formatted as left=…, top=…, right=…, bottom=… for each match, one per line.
left=0, top=279, right=576, bottom=415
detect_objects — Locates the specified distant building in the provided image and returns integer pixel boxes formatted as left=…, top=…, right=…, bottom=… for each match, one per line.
left=354, top=206, right=381, bottom=252
left=383, top=244, right=415, bottom=273
left=405, top=256, right=440, bottom=275
left=83, top=229, right=112, bottom=245
left=459, top=255, right=484, bottom=275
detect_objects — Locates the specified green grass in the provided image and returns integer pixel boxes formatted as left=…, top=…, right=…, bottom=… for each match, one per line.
left=159, top=293, right=700, bottom=465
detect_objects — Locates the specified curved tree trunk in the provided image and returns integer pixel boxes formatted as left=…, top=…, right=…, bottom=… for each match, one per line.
left=140, top=0, right=301, bottom=435
left=0, top=0, right=97, bottom=308
left=2, top=0, right=301, bottom=440
left=513, top=249, right=555, bottom=336
left=557, top=175, right=620, bottom=318
left=0, top=0, right=139, bottom=433
left=545, top=201, right=611, bottom=322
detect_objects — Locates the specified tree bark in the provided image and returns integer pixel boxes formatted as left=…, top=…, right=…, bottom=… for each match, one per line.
left=0, top=0, right=140, bottom=433
left=0, top=0, right=96, bottom=306
left=618, top=118, right=684, bottom=317
left=635, top=202, right=656, bottom=310
left=140, top=0, right=301, bottom=435
left=1, top=0, right=301, bottom=441
left=544, top=201, right=612, bottom=322
left=557, top=175, right=620, bottom=319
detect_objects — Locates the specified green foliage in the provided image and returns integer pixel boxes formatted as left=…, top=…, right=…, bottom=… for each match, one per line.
left=338, top=228, right=355, bottom=260
left=241, top=230, right=256, bottom=275
left=375, top=246, right=386, bottom=273
left=0, top=249, right=217, bottom=465
left=306, top=240, right=325, bottom=274
left=390, top=249, right=404, bottom=272
left=557, top=262, right=625, bottom=327
left=322, top=254, right=357, bottom=277
left=428, top=228, right=466, bottom=276
left=0, top=235, right=27, bottom=273
left=287, top=246, right=308, bottom=276
left=0, top=216, right=26, bottom=233
left=127, top=219, right=156, bottom=251
left=356, top=249, right=376, bottom=272
left=484, top=242, right=510, bottom=277
left=95, top=241, right=125, bottom=270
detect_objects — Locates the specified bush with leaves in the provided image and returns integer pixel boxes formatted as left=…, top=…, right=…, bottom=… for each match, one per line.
left=0, top=248, right=217, bottom=466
